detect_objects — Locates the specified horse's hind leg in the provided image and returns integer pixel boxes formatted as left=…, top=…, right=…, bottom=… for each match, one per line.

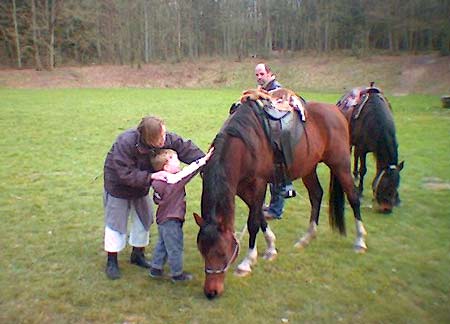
left=334, top=163, right=368, bottom=253
left=295, top=170, right=322, bottom=249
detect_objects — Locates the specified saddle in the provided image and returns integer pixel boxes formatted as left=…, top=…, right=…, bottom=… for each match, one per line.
left=234, top=88, right=307, bottom=184
left=337, top=82, right=390, bottom=120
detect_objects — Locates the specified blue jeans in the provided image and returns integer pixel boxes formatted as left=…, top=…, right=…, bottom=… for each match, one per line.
left=151, top=220, right=184, bottom=277
left=267, top=183, right=285, bottom=218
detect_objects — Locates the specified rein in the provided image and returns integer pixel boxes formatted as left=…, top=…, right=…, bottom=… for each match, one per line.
left=205, top=234, right=240, bottom=274
left=372, top=165, right=397, bottom=196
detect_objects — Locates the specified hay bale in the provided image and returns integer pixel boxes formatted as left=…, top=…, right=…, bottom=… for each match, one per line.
left=441, top=95, right=450, bottom=108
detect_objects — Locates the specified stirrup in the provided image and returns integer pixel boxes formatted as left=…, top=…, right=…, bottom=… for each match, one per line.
left=284, top=189, right=297, bottom=198
left=283, top=184, right=296, bottom=198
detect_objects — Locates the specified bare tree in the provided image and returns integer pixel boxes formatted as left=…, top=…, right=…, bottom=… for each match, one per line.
left=30, top=0, right=42, bottom=70
left=11, top=0, right=21, bottom=68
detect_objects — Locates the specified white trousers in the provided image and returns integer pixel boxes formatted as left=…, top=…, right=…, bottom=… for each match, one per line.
left=104, top=205, right=150, bottom=252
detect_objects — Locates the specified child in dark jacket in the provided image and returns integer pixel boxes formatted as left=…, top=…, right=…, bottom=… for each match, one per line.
left=149, top=147, right=213, bottom=282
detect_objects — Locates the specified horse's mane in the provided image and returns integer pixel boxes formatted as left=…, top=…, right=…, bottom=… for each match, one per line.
left=222, top=101, right=262, bottom=154
left=364, top=93, right=398, bottom=165
left=201, top=101, right=262, bottom=226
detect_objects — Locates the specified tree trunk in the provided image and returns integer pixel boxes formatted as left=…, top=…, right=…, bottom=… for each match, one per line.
left=264, top=13, right=272, bottom=54
left=48, top=0, right=56, bottom=70
left=324, top=15, right=329, bottom=52
left=30, top=0, right=42, bottom=70
left=388, top=30, right=394, bottom=51
left=11, top=0, right=21, bottom=68
left=144, top=0, right=149, bottom=63
left=96, top=2, right=102, bottom=62
left=175, top=0, right=181, bottom=61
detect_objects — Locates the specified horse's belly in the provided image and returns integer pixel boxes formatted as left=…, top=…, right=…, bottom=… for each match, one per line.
left=288, top=146, right=323, bottom=180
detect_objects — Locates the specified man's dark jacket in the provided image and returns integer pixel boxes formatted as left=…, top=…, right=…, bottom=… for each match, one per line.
left=263, top=79, right=282, bottom=92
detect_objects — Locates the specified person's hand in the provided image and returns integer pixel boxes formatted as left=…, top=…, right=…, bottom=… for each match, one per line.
left=150, top=170, right=170, bottom=182
left=165, top=173, right=179, bottom=184
left=204, top=147, right=214, bottom=161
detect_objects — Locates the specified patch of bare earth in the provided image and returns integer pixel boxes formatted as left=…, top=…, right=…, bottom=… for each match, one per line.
left=0, top=54, right=449, bottom=95
left=422, top=177, right=450, bottom=190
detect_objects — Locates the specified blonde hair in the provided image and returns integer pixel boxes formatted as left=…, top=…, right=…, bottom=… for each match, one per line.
left=137, top=116, right=165, bottom=146
left=150, top=149, right=177, bottom=171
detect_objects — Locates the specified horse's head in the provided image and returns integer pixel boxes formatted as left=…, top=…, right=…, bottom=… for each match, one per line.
left=372, top=161, right=404, bottom=213
left=193, top=212, right=239, bottom=299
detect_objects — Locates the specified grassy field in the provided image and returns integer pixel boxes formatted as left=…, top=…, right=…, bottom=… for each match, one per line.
left=0, top=88, right=449, bottom=323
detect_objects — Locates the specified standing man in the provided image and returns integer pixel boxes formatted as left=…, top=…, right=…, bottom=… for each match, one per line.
left=254, top=63, right=296, bottom=220
left=103, top=115, right=204, bottom=280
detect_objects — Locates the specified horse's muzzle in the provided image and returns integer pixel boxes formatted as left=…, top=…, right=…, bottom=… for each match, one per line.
left=204, top=274, right=225, bottom=299
left=205, top=289, right=219, bottom=300
left=378, top=202, right=393, bottom=214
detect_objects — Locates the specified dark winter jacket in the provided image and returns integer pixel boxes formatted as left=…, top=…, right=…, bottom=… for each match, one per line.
left=103, top=128, right=204, bottom=199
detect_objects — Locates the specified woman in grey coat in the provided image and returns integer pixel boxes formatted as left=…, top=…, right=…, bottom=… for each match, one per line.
left=103, top=116, right=204, bottom=279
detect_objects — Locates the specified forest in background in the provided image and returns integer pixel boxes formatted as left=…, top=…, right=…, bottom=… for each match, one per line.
left=1, top=0, right=449, bottom=70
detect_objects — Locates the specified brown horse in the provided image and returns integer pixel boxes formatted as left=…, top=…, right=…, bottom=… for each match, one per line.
left=194, top=92, right=367, bottom=299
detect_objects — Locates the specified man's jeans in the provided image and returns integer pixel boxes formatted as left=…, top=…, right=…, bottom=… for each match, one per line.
left=151, top=220, right=184, bottom=277
left=266, top=183, right=285, bottom=218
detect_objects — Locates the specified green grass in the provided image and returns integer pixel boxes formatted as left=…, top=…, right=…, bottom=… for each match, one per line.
left=0, top=89, right=449, bottom=323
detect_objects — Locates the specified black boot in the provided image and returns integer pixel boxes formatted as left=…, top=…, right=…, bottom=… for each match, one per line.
left=105, top=253, right=121, bottom=280
left=130, top=247, right=151, bottom=269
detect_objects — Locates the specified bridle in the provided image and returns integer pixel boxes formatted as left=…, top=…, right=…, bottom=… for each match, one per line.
left=373, top=164, right=397, bottom=197
left=205, top=234, right=240, bottom=275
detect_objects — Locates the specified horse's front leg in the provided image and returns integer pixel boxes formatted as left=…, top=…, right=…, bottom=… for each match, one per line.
left=358, top=152, right=367, bottom=197
left=295, top=171, right=322, bottom=249
left=235, top=215, right=260, bottom=277
left=352, top=146, right=359, bottom=180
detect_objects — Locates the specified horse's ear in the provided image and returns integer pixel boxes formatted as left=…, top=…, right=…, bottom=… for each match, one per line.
left=398, top=161, right=405, bottom=171
left=193, top=212, right=204, bottom=227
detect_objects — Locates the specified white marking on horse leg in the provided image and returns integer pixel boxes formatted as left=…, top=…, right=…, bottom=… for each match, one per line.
left=263, top=226, right=278, bottom=261
left=263, top=226, right=276, bottom=249
left=355, top=220, right=367, bottom=237
left=294, top=221, right=317, bottom=249
left=354, top=220, right=368, bottom=253
left=235, top=246, right=257, bottom=276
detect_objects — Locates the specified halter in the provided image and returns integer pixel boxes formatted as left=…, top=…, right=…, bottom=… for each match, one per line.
left=205, top=234, right=240, bottom=274
left=372, top=164, right=397, bottom=196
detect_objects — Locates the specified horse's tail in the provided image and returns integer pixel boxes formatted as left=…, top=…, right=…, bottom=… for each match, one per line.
left=328, top=172, right=346, bottom=235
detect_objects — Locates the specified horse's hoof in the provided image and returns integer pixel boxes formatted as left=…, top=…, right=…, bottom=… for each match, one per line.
left=294, top=234, right=316, bottom=250
left=354, top=246, right=367, bottom=254
left=263, top=250, right=278, bottom=261
left=234, top=268, right=251, bottom=277
left=294, top=240, right=308, bottom=249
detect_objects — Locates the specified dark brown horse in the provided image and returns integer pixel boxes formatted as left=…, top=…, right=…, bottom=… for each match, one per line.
left=337, top=85, right=404, bottom=213
left=194, top=92, right=367, bottom=299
